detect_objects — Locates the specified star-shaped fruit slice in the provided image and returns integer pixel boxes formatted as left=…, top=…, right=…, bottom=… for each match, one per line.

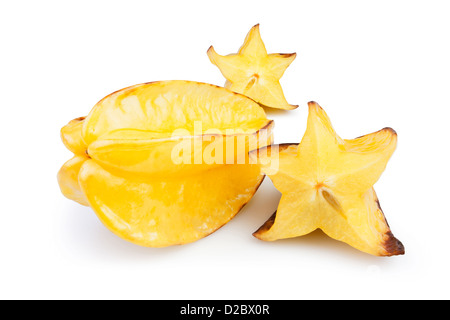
left=207, top=24, right=297, bottom=110
left=250, top=101, right=404, bottom=256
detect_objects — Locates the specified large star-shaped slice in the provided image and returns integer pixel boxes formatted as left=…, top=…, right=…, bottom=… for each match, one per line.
left=250, top=101, right=404, bottom=256
left=207, top=24, right=297, bottom=110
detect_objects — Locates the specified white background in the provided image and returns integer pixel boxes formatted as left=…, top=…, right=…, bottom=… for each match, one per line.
left=1, top=0, right=449, bottom=300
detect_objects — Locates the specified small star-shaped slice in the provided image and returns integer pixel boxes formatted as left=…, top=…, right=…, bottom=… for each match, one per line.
left=207, top=24, right=297, bottom=110
left=250, top=101, right=404, bottom=256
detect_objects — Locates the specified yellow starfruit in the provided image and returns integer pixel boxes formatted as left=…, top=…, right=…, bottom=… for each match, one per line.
left=58, top=80, right=273, bottom=247
left=207, top=24, right=297, bottom=110
left=250, top=101, right=404, bottom=256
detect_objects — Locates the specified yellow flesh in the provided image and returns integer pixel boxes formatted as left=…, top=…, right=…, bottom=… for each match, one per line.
left=251, top=102, right=404, bottom=256
left=208, top=24, right=297, bottom=110
left=58, top=80, right=271, bottom=247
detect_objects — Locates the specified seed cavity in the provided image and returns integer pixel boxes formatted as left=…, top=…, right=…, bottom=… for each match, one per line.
left=245, top=74, right=259, bottom=91
left=320, top=189, right=346, bottom=220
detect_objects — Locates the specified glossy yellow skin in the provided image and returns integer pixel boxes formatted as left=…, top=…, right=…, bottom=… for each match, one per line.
left=58, top=117, right=89, bottom=206
left=57, top=155, right=89, bottom=206
left=208, top=24, right=297, bottom=110
left=251, top=102, right=404, bottom=256
left=58, top=81, right=273, bottom=247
